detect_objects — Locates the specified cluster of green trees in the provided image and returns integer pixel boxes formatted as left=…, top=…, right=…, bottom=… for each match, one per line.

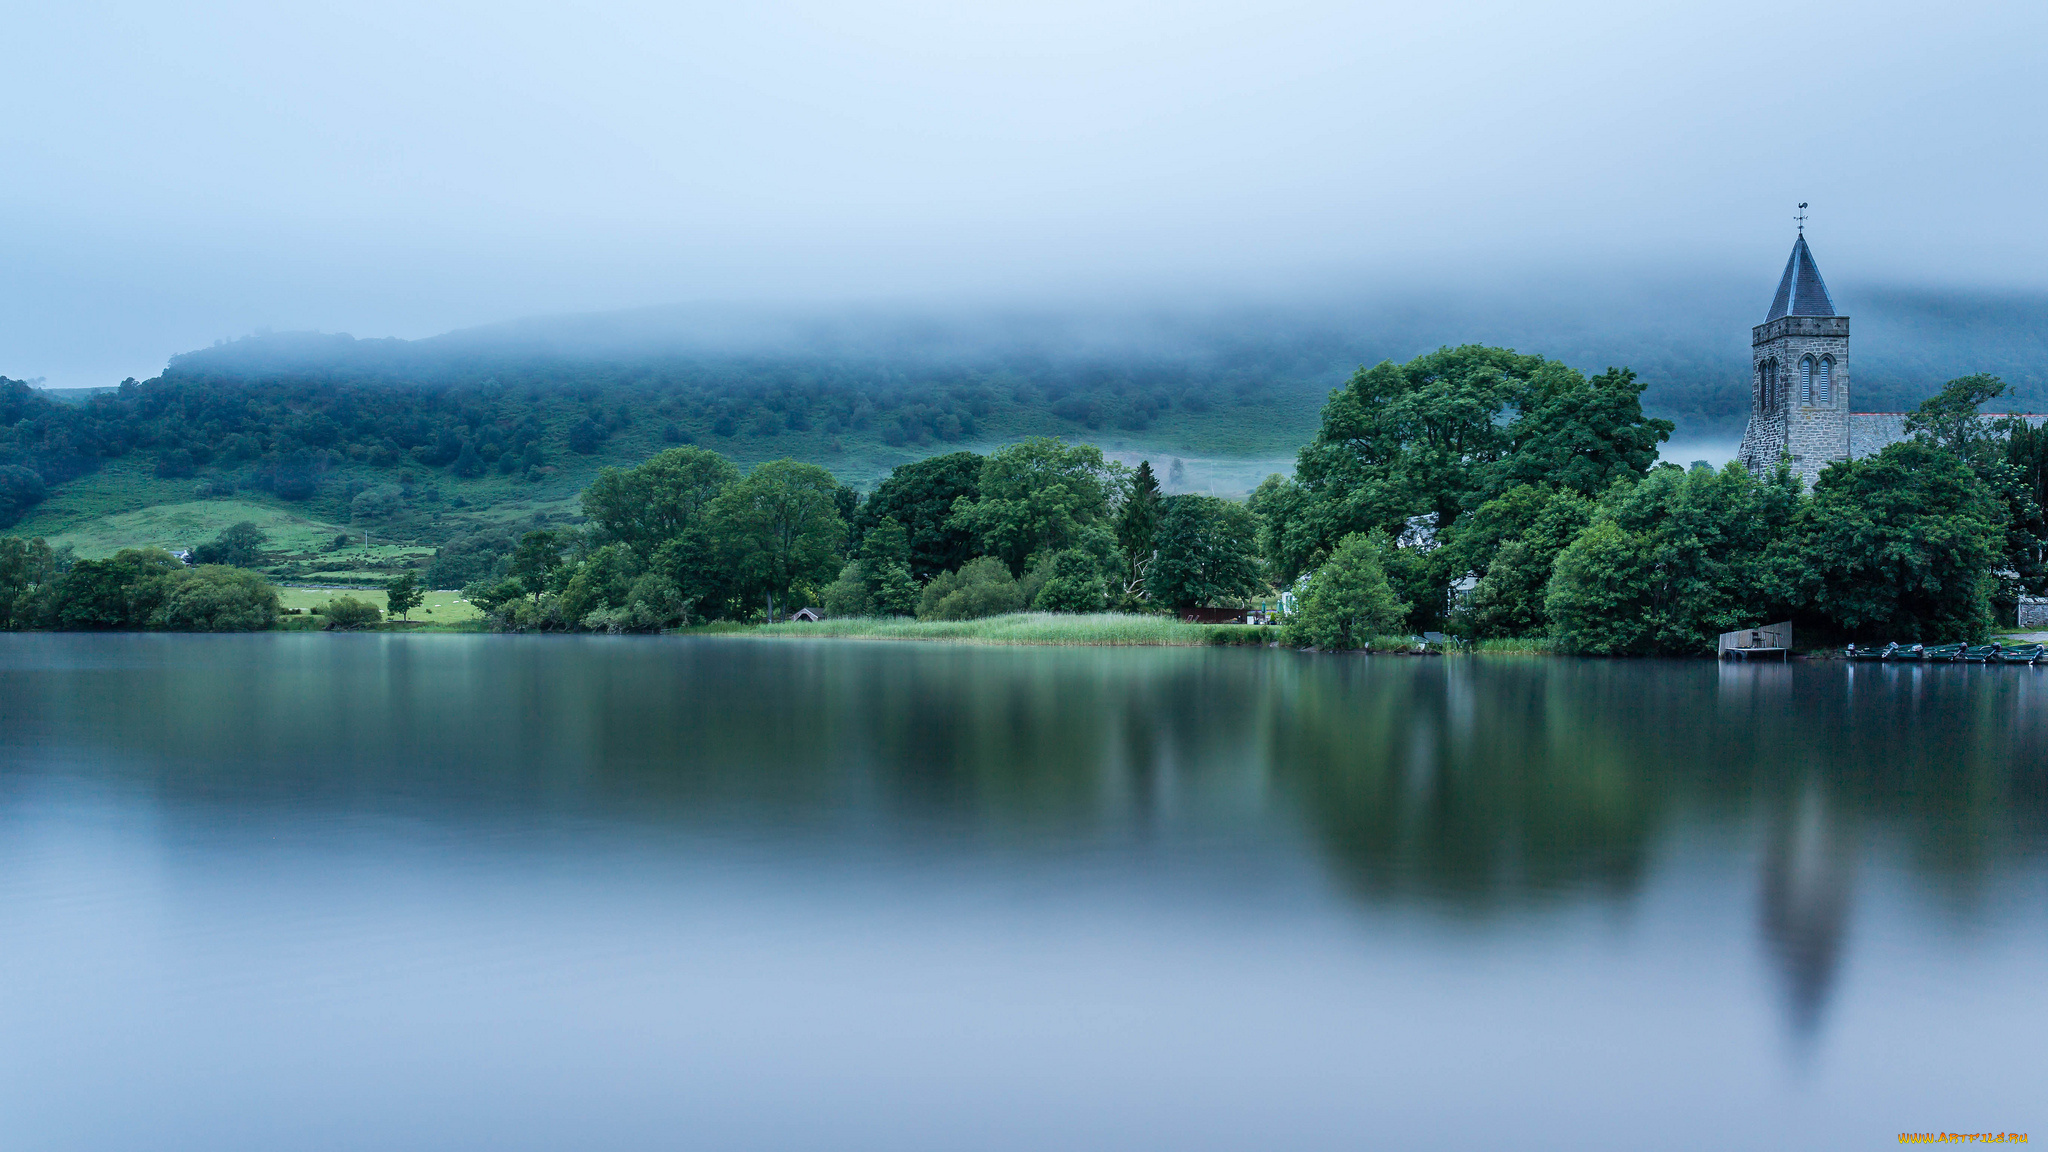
left=1256, top=355, right=2044, bottom=652
left=439, top=345, right=2045, bottom=650
left=0, top=537, right=281, bottom=631
left=454, top=436, right=1272, bottom=631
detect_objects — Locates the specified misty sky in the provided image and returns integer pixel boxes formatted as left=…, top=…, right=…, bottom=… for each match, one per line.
left=6, top=0, right=2044, bottom=386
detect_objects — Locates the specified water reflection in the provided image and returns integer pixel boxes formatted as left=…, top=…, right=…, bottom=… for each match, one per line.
left=1759, top=780, right=1855, bottom=1038
left=1269, top=659, right=1662, bottom=907
left=2, top=635, right=2044, bottom=1053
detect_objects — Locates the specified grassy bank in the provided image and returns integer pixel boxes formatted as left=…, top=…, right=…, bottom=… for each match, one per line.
left=274, top=586, right=483, bottom=622
left=737, top=612, right=1276, bottom=647
left=728, top=616, right=1573, bottom=652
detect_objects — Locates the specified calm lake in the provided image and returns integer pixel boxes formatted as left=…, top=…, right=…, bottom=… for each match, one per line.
left=2, top=634, right=2043, bottom=1149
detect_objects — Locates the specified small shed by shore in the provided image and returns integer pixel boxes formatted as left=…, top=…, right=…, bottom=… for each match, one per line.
left=1719, top=622, right=1791, bottom=661
left=788, top=607, right=823, bottom=623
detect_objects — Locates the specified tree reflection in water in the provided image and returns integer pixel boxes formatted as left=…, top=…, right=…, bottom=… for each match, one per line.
left=1268, top=656, right=2043, bottom=1037
left=4, top=635, right=2042, bottom=1044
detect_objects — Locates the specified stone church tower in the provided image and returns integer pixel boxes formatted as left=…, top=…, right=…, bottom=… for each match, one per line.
left=1737, top=234, right=1850, bottom=487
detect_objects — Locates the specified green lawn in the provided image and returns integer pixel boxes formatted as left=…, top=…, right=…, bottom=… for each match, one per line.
left=276, top=586, right=483, bottom=622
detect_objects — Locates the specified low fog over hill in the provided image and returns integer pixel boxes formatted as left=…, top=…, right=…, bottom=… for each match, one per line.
left=168, top=280, right=2048, bottom=445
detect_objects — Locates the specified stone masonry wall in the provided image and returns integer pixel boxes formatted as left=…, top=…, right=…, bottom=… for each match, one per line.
left=1739, top=316, right=1849, bottom=489
left=1849, top=413, right=1909, bottom=458
left=1850, top=412, right=2047, bottom=459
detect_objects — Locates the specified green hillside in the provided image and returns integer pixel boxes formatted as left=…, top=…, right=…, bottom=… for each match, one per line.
left=0, top=344, right=1330, bottom=571
left=9, top=287, right=2047, bottom=568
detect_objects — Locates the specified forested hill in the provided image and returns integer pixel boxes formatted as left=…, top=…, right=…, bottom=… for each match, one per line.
left=156, top=283, right=2048, bottom=429
left=5, top=286, right=2045, bottom=541
left=0, top=334, right=1347, bottom=540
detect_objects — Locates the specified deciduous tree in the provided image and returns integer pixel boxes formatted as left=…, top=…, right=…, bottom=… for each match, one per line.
left=192, top=521, right=268, bottom=568
left=1032, top=549, right=1108, bottom=613
left=383, top=570, right=425, bottom=621
left=1284, top=532, right=1409, bottom=650
left=708, top=459, right=847, bottom=619
left=948, top=439, right=1119, bottom=575
left=581, top=447, right=740, bottom=555
left=1146, top=495, right=1263, bottom=613
left=1797, top=442, right=2004, bottom=643
left=0, top=535, right=56, bottom=628
left=1544, top=463, right=1800, bottom=655
left=509, top=530, right=567, bottom=603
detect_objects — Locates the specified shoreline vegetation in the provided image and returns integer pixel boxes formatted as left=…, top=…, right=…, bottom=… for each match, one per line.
left=6, top=346, right=2045, bottom=653
left=728, top=614, right=1549, bottom=651
left=732, top=612, right=1268, bottom=647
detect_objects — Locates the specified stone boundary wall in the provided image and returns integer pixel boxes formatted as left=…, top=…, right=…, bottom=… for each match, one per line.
left=1848, top=412, right=2048, bottom=460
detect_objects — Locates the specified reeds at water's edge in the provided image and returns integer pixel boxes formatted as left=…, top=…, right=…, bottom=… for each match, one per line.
left=734, top=612, right=1238, bottom=646
left=728, top=613, right=1565, bottom=651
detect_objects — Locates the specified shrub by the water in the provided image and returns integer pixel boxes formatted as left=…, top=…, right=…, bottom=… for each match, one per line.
left=1031, top=549, right=1109, bottom=613
left=822, top=561, right=878, bottom=617
left=1204, top=624, right=1274, bottom=646
left=322, top=596, right=382, bottom=629
left=151, top=565, right=280, bottom=631
left=1284, top=531, right=1409, bottom=650
left=1541, top=444, right=2005, bottom=653
left=918, top=556, right=1026, bottom=620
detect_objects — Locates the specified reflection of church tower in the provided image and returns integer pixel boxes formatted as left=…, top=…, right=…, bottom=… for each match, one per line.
left=1759, top=782, right=1854, bottom=1039
left=1736, top=233, right=1850, bottom=488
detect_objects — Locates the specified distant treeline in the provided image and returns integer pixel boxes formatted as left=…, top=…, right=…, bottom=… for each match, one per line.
left=0, top=342, right=1330, bottom=529
left=7, top=343, right=2043, bottom=651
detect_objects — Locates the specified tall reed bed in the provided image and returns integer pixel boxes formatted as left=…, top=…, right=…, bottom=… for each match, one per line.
left=1466, top=637, right=1557, bottom=655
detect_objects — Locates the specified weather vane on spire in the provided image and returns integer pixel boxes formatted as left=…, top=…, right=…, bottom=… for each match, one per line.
left=1796, top=203, right=1809, bottom=234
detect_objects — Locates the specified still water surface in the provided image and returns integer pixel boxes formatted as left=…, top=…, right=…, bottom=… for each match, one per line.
left=2, top=634, right=2043, bottom=1149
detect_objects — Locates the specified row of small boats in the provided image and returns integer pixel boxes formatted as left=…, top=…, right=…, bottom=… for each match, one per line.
left=1845, top=642, right=2047, bottom=664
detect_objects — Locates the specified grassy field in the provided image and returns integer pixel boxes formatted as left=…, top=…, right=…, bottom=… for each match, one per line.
left=275, top=586, right=484, bottom=622
left=35, top=499, right=352, bottom=558
left=18, top=498, right=445, bottom=589
left=740, top=613, right=1276, bottom=646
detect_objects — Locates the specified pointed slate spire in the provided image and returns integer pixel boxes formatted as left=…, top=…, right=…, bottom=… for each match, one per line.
left=1765, top=234, right=1838, bottom=320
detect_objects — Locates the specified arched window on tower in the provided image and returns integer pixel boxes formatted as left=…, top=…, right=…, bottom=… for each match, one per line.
left=1817, top=356, right=1834, bottom=405
left=1801, top=357, right=1815, bottom=406
left=1767, top=359, right=1778, bottom=408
